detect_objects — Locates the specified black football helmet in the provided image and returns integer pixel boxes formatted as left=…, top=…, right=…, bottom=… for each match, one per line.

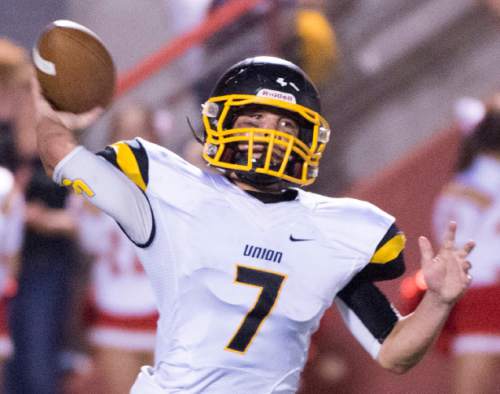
left=201, top=56, right=331, bottom=187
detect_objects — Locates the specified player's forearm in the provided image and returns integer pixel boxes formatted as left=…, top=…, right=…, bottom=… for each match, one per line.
left=54, top=147, right=153, bottom=245
left=377, top=291, right=452, bottom=374
left=36, top=114, right=78, bottom=178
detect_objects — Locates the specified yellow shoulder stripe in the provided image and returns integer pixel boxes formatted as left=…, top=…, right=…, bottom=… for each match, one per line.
left=370, top=233, right=406, bottom=264
left=112, top=142, right=147, bottom=191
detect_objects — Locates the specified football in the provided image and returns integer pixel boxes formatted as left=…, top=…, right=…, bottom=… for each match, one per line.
left=33, top=20, right=116, bottom=114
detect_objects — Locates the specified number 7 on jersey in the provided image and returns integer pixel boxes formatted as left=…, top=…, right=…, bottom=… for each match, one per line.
left=225, top=265, right=286, bottom=353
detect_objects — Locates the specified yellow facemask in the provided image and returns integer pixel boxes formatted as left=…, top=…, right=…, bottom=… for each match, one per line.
left=202, top=94, right=331, bottom=186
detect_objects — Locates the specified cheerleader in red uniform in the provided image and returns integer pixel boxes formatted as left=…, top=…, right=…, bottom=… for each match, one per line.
left=433, top=99, right=500, bottom=394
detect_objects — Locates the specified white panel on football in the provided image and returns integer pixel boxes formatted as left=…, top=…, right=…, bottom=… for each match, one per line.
left=32, top=46, right=56, bottom=76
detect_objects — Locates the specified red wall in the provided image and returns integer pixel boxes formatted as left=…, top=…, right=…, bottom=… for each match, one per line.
left=301, top=128, right=462, bottom=394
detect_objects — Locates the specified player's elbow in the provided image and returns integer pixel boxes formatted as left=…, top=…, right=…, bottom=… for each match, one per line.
left=376, top=351, right=415, bottom=374
left=378, top=360, right=412, bottom=375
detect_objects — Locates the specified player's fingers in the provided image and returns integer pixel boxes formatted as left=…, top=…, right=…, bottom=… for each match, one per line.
left=30, top=75, right=40, bottom=96
left=462, top=260, right=472, bottom=272
left=31, top=75, right=45, bottom=107
left=31, top=75, right=59, bottom=121
left=418, top=236, right=435, bottom=263
left=58, top=107, right=103, bottom=131
left=442, top=221, right=457, bottom=248
left=456, top=241, right=475, bottom=258
left=463, top=240, right=475, bottom=255
left=80, top=107, right=104, bottom=129
left=75, top=107, right=104, bottom=127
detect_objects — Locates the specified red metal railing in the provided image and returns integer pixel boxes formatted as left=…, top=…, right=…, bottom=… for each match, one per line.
left=115, top=0, right=266, bottom=98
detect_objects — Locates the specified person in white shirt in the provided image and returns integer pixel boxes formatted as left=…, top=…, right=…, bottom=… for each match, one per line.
left=33, top=56, right=473, bottom=394
left=433, top=103, right=500, bottom=394
left=0, top=167, right=23, bottom=379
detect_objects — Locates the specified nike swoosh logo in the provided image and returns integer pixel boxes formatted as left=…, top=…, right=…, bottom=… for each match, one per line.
left=289, top=235, right=314, bottom=242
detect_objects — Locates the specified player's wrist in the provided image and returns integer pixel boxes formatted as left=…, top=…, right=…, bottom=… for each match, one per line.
left=422, top=289, right=456, bottom=310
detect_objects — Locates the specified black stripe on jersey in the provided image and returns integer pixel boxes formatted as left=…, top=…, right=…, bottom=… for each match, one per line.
left=116, top=193, right=156, bottom=249
left=131, top=139, right=149, bottom=186
left=97, top=139, right=149, bottom=190
left=97, top=145, right=118, bottom=167
left=359, top=224, right=406, bottom=282
left=337, top=278, right=398, bottom=343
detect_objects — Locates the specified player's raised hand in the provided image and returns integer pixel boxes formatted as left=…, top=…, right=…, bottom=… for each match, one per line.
left=31, top=75, right=104, bottom=177
left=31, top=75, right=103, bottom=132
left=418, top=221, right=475, bottom=305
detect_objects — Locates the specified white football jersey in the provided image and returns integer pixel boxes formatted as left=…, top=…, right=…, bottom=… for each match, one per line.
left=55, top=139, right=401, bottom=394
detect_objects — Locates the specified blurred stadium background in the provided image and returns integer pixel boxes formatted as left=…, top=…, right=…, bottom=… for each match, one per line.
left=2, top=0, right=500, bottom=392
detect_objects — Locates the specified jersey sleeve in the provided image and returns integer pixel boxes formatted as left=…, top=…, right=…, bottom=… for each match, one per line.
left=356, top=223, right=406, bottom=281
left=96, top=139, right=149, bottom=192
left=335, top=280, right=400, bottom=359
left=52, top=144, right=154, bottom=246
left=132, top=137, right=218, bottom=214
left=334, top=223, right=406, bottom=359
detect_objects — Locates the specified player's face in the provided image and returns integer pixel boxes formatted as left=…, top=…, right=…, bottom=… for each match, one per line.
left=233, top=107, right=300, bottom=163
left=233, top=108, right=300, bottom=136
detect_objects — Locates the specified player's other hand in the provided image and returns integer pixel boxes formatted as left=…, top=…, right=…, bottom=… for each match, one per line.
left=31, top=76, right=103, bottom=132
left=418, top=221, right=474, bottom=305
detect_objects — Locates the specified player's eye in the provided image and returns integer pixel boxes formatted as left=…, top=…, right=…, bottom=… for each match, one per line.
left=234, top=111, right=262, bottom=127
left=248, top=112, right=264, bottom=120
left=235, top=115, right=258, bottom=127
left=277, top=118, right=299, bottom=136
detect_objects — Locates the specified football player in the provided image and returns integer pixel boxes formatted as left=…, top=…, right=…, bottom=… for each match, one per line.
left=33, top=56, right=474, bottom=394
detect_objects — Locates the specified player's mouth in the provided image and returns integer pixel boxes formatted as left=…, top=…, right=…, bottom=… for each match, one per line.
left=237, top=142, right=287, bottom=164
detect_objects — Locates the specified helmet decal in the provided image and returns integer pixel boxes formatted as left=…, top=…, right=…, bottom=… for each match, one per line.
left=256, top=89, right=296, bottom=104
left=276, top=77, right=300, bottom=91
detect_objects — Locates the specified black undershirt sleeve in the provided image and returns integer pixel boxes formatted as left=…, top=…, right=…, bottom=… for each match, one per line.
left=337, top=277, right=399, bottom=343
left=337, top=223, right=406, bottom=343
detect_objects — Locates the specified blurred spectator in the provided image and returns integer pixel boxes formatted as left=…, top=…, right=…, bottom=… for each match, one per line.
left=0, top=37, right=80, bottom=394
left=483, top=0, right=500, bottom=18
left=453, top=96, right=486, bottom=136
left=0, top=37, right=33, bottom=171
left=432, top=97, right=500, bottom=394
left=281, top=0, right=338, bottom=88
left=193, top=0, right=271, bottom=107
left=108, top=102, right=158, bottom=143
left=0, top=166, right=23, bottom=386
left=193, top=0, right=337, bottom=110
left=73, top=103, right=158, bottom=394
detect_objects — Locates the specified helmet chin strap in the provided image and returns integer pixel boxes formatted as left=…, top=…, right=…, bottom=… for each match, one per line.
left=232, top=151, right=288, bottom=191
left=235, top=171, right=283, bottom=189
